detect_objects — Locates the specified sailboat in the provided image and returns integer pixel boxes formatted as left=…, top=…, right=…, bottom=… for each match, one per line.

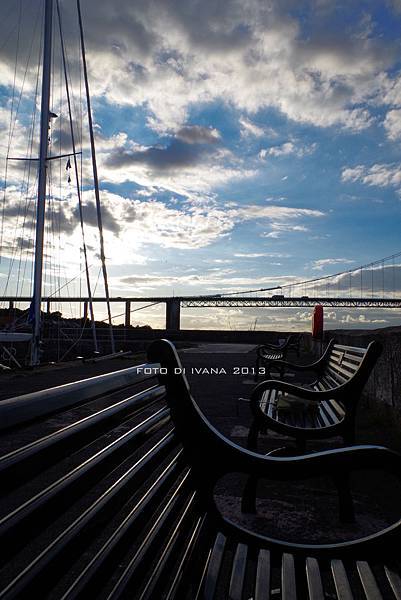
left=0, top=0, right=115, bottom=366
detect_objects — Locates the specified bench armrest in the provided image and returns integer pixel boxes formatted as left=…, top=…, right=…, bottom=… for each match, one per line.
left=250, top=379, right=341, bottom=407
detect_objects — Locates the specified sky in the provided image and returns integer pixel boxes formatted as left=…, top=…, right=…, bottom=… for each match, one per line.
left=0, top=0, right=401, bottom=331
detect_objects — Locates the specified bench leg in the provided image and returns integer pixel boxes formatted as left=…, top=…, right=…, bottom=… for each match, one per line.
left=242, top=421, right=260, bottom=513
left=242, top=475, right=258, bottom=513
left=334, top=473, right=355, bottom=523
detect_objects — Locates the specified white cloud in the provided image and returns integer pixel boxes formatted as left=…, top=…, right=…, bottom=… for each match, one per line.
left=234, top=253, right=267, bottom=258
left=239, top=117, right=265, bottom=138
left=383, top=109, right=401, bottom=141
left=261, top=222, right=310, bottom=239
left=6, top=0, right=392, bottom=135
left=259, top=141, right=317, bottom=159
left=341, top=163, right=401, bottom=188
left=311, top=258, right=355, bottom=271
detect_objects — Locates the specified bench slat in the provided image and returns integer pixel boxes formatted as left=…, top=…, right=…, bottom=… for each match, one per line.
left=328, top=360, right=359, bottom=380
left=164, top=514, right=207, bottom=600
left=357, top=561, right=384, bottom=600
left=0, top=408, right=171, bottom=537
left=58, top=447, right=185, bottom=600
left=325, top=366, right=348, bottom=385
left=321, top=400, right=341, bottom=425
left=316, top=406, right=331, bottom=428
left=333, top=344, right=367, bottom=353
left=385, top=565, right=401, bottom=600
left=229, top=543, right=248, bottom=600
left=331, top=559, right=354, bottom=600
left=136, top=490, right=199, bottom=600
left=255, top=549, right=271, bottom=600
left=0, top=363, right=160, bottom=431
left=203, top=532, right=227, bottom=600
left=282, top=553, right=297, bottom=600
left=107, top=476, right=196, bottom=599
left=0, top=384, right=165, bottom=476
left=306, top=557, right=325, bottom=600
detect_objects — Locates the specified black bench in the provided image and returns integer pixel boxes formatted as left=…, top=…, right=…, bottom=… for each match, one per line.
left=248, top=340, right=382, bottom=455
left=1, top=339, right=400, bottom=599
left=255, top=334, right=302, bottom=381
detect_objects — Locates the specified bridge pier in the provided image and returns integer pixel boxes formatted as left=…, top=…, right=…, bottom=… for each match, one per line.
left=83, top=301, right=88, bottom=321
left=125, top=301, right=131, bottom=327
left=166, top=299, right=181, bottom=331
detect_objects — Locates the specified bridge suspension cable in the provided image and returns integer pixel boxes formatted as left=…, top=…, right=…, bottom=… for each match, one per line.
left=220, top=250, right=401, bottom=298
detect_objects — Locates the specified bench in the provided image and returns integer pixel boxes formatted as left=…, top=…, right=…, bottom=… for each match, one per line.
left=247, top=340, right=382, bottom=456
left=255, top=334, right=302, bottom=381
left=1, top=338, right=400, bottom=599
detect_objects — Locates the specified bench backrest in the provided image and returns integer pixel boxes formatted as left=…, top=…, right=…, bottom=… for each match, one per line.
left=316, top=340, right=382, bottom=396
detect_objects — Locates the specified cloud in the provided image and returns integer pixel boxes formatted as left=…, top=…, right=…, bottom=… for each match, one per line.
left=175, top=125, right=220, bottom=144
left=72, top=200, right=121, bottom=234
left=383, top=109, right=401, bottom=141
left=261, top=222, right=311, bottom=239
left=4, top=0, right=392, bottom=135
left=311, top=258, right=355, bottom=271
left=259, top=141, right=317, bottom=159
left=341, top=163, right=401, bottom=188
left=234, top=252, right=269, bottom=258
left=97, top=130, right=254, bottom=197
left=104, top=138, right=213, bottom=172
left=239, top=117, right=264, bottom=138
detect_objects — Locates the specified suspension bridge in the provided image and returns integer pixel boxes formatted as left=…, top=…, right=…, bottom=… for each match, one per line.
left=3, top=250, right=401, bottom=331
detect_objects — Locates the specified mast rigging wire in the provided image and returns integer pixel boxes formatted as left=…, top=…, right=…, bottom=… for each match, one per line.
left=77, top=0, right=115, bottom=353
left=56, top=0, right=98, bottom=351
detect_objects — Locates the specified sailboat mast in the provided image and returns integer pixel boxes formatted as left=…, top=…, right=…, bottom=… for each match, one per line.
left=31, top=0, right=53, bottom=366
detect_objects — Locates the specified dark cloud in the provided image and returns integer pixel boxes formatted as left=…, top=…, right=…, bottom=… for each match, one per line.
left=176, top=125, right=220, bottom=144
left=73, top=200, right=121, bottom=234
left=105, top=138, right=213, bottom=172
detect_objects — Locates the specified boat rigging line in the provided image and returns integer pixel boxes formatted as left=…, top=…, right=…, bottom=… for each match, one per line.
left=77, top=0, right=115, bottom=353
left=56, top=0, right=98, bottom=352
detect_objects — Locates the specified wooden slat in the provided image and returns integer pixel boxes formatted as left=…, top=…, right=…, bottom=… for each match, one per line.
left=323, top=371, right=342, bottom=388
left=331, top=559, right=354, bottom=600
left=282, top=553, right=297, bottom=600
left=385, top=565, right=401, bottom=600
left=0, top=362, right=161, bottom=431
left=228, top=544, right=248, bottom=600
left=255, top=549, right=271, bottom=600
left=203, top=533, right=226, bottom=600
left=333, top=344, right=367, bottom=353
left=357, top=561, right=384, bottom=600
left=341, top=359, right=362, bottom=372
left=326, top=398, right=346, bottom=420
left=325, top=366, right=348, bottom=385
left=321, top=400, right=341, bottom=425
left=306, top=557, right=325, bottom=600
left=328, top=360, right=355, bottom=380
left=319, top=402, right=332, bottom=427
left=319, top=376, right=335, bottom=391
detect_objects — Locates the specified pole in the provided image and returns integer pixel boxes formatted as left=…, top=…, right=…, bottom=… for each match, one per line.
left=77, top=0, right=115, bottom=353
left=31, top=0, right=53, bottom=366
left=56, top=0, right=98, bottom=352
